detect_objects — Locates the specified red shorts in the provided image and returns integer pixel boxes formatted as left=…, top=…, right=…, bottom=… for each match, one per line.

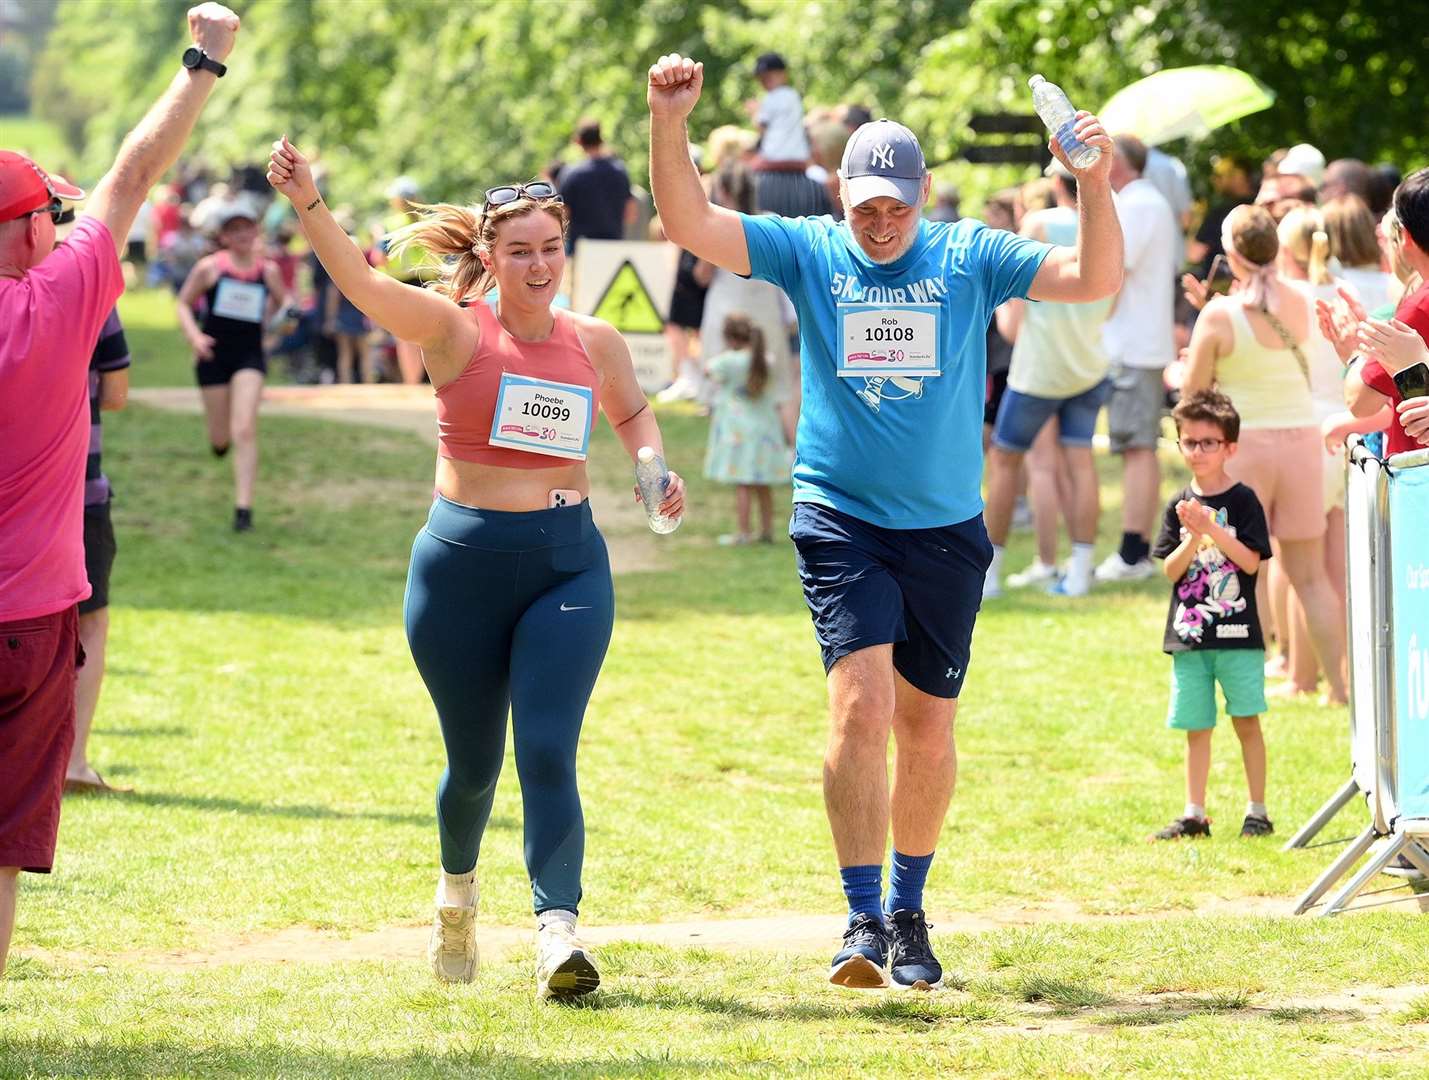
left=0, top=606, right=80, bottom=873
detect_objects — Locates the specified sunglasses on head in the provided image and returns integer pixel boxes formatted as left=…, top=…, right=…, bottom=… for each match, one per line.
left=482, top=182, right=561, bottom=212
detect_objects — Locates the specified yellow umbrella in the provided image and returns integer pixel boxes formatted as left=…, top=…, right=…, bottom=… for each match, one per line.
left=1100, top=66, right=1275, bottom=145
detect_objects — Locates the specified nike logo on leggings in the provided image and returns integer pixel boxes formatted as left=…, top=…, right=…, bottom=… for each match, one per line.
left=560, top=603, right=592, bottom=612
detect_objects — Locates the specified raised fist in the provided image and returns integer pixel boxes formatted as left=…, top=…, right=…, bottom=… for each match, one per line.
left=266, top=136, right=318, bottom=207
left=188, top=3, right=241, bottom=63
left=648, top=53, right=704, bottom=121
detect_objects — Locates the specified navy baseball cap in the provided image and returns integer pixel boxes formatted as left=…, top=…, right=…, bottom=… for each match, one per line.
left=753, top=52, right=786, bottom=76
left=840, top=119, right=926, bottom=207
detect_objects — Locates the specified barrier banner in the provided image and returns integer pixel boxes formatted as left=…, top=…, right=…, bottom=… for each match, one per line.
left=1391, top=460, right=1429, bottom=820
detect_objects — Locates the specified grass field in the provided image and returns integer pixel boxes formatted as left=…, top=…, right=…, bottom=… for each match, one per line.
left=3, top=288, right=1427, bottom=1077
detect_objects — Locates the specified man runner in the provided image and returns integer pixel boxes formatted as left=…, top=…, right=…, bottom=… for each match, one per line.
left=647, top=53, right=1122, bottom=989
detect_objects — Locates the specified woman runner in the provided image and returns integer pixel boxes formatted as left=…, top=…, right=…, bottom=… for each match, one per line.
left=176, top=202, right=286, bottom=530
left=266, top=137, right=685, bottom=999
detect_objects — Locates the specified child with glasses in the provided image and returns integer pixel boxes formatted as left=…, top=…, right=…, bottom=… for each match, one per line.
left=1149, top=390, right=1275, bottom=841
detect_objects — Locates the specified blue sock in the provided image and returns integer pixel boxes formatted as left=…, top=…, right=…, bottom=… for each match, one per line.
left=886, top=850, right=935, bottom=914
left=839, top=864, right=883, bottom=923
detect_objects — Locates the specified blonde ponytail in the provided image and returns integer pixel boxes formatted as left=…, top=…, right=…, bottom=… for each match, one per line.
left=1308, top=229, right=1331, bottom=286
left=385, top=194, right=568, bottom=304
left=1275, top=205, right=1332, bottom=285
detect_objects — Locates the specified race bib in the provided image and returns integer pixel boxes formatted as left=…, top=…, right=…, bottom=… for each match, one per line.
left=212, top=278, right=266, bottom=323
left=837, top=303, right=940, bottom=378
left=489, top=372, right=593, bottom=461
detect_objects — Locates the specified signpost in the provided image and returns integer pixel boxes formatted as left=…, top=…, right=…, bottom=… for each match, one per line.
left=572, top=240, right=676, bottom=393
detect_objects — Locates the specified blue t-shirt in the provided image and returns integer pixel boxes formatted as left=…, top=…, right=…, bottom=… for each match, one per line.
left=743, top=214, right=1051, bottom=528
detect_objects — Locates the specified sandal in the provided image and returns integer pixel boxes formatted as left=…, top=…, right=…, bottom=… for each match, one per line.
left=64, top=768, right=133, bottom=796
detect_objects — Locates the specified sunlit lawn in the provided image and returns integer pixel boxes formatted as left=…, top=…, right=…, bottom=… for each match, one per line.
left=3, top=289, right=1425, bottom=1078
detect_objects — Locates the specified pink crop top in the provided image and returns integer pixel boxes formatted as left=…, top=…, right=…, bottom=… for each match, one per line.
left=436, top=302, right=600, bottom=468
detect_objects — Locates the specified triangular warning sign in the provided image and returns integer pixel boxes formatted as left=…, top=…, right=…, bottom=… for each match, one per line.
left=592, top=260, right=664, bottom=334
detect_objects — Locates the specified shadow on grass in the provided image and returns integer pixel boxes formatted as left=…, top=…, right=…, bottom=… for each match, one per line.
left=112, top=790, right=441, bottom=828
left=94, top=725, right=191, bottom=738
left=560, top=987, right=996, bottom=1026
left=0, top=1038, right=727, bottom=1079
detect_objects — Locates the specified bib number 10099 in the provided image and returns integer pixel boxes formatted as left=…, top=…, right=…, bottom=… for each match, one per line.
left=521, top=400, right=572, bottom=423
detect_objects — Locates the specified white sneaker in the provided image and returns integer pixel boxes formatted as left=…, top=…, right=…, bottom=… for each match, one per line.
left=1093, top=552, right=1155, bottom=583
left=535, top=910, right=600, bottom=1000
left=656, top=375, right=701, bottom=403
left=981, top=574, right=1003, bottom=601
left=1048, top=573, right=1091, bottom=597
left=1006, top=561, right=1059, bottom=589
left=428, top=878, right=478, bottom=984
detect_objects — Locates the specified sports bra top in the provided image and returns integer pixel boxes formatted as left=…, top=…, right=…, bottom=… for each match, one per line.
left=436, top=302, right=600, bottom=468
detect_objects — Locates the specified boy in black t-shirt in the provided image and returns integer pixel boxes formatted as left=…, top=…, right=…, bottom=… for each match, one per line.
left=1150, top=391, right=1274, bottom=841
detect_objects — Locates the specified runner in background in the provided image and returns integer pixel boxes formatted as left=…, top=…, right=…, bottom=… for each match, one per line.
left=176, top=201, right=286, bottom=531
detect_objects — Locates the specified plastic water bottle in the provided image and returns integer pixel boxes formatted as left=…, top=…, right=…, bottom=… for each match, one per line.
left=1028, top=74, right=1101, bottom=170
left=635, top=446, right=680, bottom=534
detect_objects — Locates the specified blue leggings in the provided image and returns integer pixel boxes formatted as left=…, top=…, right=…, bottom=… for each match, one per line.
left=404, top=495, right=614, bottom=914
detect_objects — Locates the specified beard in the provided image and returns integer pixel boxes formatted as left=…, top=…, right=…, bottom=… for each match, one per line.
left=855, top=224, right=918, bottom=265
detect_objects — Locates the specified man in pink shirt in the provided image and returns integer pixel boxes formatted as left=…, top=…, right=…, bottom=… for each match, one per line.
left=0, top=2, right=241, bottom=977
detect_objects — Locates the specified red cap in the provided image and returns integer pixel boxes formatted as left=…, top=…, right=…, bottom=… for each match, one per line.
left=0, top=151, right=86, bottom=221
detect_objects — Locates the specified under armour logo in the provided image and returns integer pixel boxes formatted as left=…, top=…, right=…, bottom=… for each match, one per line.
left=870, top=141, right=896, bottom=170
left=946, top=666, right=961, bottom=680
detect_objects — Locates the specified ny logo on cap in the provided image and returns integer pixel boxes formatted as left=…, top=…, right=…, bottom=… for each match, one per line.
left=870, top=142, right=896, bottom=170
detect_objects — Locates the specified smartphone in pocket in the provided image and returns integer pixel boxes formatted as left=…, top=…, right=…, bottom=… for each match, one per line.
left=1205, top=254, right=1234, bottom=296
left=1392, top=360, right=1429, bottom=399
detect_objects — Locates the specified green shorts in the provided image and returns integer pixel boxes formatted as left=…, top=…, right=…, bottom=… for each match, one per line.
left=1167, top=649, right=1267, bottom=731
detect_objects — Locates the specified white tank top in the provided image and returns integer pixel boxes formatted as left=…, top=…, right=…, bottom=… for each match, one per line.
left=1215, top=299, right=1317, bottom=429
left=1006, top=208, right=1112, bottom=399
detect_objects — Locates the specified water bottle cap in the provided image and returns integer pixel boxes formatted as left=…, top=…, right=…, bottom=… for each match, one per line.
left=637, top=446, right=656, bottom=464
left=1028, top=75, right=1045, bottom=88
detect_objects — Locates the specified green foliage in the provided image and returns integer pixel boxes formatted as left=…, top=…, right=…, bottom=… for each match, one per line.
left=27, top=0, right=1429, bottom=219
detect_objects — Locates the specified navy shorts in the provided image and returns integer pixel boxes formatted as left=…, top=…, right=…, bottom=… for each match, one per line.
left=789, top=502, right=993, bottom=699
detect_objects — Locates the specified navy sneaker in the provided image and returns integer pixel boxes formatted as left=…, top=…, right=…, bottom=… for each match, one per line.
left=1153, top=816, right=1211, bottom=841
left=1240, top=814, right=1274, bottom=838
left=829, top=912, right=890, bottom=988
left=886, top=908, right=942, bottom=990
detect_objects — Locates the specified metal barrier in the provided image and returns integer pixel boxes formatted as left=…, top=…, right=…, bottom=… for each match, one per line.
left=1291, top=440, right=1429, bottom=916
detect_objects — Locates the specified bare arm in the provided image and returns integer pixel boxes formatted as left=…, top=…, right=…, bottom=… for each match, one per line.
left=1323, top=405, right=1393, bottom=453
left=262, top=262, right=286, bottom=323
left=267, top=138, right=464, bottom=350
left=576, top=318, right=686, bottom=518
left=647, top=54, right=751, bottom=274
left=1203, top=519, right=1262, bottom=576
left=1162, top=533, right=1197, bottom=582
left=175, top=258, right=217, bottom=357
left=83, top=5, right=240, bottom=254
left=1182, top=302, right=1228, bottom=394
left=1026, top=113, right=1123, bottom=303
left=99, top=369, right=129, bottom=412
left=1344, top=361, right=1390, bottom=417
left=995, top=299, right=1024, bottom=343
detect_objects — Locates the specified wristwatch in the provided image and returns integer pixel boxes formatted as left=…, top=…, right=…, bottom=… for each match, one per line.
left=182, top=47, right=227, bottom=78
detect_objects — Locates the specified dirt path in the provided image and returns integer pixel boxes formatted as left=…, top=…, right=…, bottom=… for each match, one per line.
left=42, top=894, right=1343, bottom=972
left=131, top=385, right=666, bottom=573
